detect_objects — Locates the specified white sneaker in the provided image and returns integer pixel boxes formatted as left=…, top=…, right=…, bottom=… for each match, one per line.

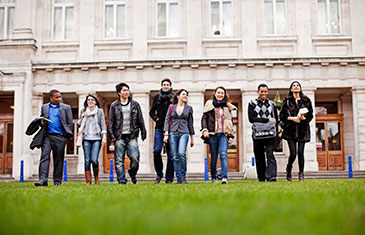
left=212, top=179, right=218, bottom=184
left=222, top=178, right=228, bottom=184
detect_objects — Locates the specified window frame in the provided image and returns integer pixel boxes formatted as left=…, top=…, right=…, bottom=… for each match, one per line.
left=52, top=0, right=75, bottom=41
left=155, top=0, right=179, bottom=38
left=0, top=0, right=15, bottom=39
left=263, top=0, right=287, bottom=35
left=317, top=0, right=342, bottom=35
left=103, top=0, right=126, bottom=39
left=209, top=0, right=233, bottom=37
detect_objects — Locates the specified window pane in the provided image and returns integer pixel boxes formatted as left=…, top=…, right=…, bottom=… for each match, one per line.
left=157, top=3, right=166, bottom=37
left=328, top=122, right=341, bottom=151
left=222, top=2, right=232, bottom=35
left=211, top=1, right=220, bottom=35
left=0, top=8, right=4, bottom=39
left=317, top=0, right=327, bottom=34
left=264, top=0, right=274, bottom=34
left=276, top=0, right=286, bottom=34
left=116, top=4, right=125, bottom=38
left=0, top=0, right=15, bottom=3
left=316, top=123, right=325, bottom=151
left=169, top=3, right=179, bottom=37
left=0, top=123, right=3, bottom=154
left=65, top=6, right=73, bottom=39
left=53, top=7, right=62, bottom=40
left=6, top=123, right=13, bottom=153
left=330, top=0, right=340, bottom=33
left=7, top=6, right=14, bottom=38
left=105, top=5, right=114, bottom=38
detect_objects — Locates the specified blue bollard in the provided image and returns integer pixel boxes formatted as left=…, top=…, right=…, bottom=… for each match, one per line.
left=204, top=157, right=209, bottom=181
left=20, top=160, right=24, bottom=183
left=63, top=159, right=67, bottom=182
left=110, top=158, right=114, bottom=182
left=348, top=156, right=353, bottom=179
left=252, top=157, right=255, bottom=167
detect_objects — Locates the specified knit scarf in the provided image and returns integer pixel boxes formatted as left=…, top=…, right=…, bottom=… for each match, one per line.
left=159, top=88, right=173, bottom=102
left=79, top=106, right=101, bottom=135
left=213, top=97, right=227, bottom=108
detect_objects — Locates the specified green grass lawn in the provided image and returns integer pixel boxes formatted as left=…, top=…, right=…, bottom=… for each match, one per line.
left=0, top=179, right=364, bottom=235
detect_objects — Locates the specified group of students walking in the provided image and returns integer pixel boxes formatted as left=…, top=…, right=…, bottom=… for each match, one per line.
left=31, top=79, right=313, bottom=186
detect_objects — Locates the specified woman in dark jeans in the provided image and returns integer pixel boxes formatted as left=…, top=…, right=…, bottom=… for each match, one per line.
left=163, top=89, right=195, bottom=184
left=78, top=94, right=107, bottom=185
left=201, top=86, right=236, bottom=184
left=280, top=81, right=313, bottom=181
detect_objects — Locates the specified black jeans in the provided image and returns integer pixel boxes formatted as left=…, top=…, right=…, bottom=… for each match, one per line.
left=39, top=134, right=66, bottom=184
left=253, top=138, right=277, bottom=181
left=287, top=139, right=306, bottom=172
left=153, top=130, right=174, bottom=181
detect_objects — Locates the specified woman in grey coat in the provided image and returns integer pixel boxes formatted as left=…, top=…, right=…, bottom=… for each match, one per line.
left=163, top=89, right=195, bottom=184
left=78, top=94, right=106, bottom=185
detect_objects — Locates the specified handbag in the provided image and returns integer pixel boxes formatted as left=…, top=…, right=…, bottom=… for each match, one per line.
left=75, top=132, right=83, bottom=147
left=252, top=121, right=276, bottom=139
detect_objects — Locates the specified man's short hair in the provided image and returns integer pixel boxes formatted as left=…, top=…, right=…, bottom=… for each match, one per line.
left=161, top=78, right=172, bottom=86
left=257, top=83, right=268, bottom=91
left=49, top=89, right=60, bottom=97
left=115, top=83, right=130, bottom=94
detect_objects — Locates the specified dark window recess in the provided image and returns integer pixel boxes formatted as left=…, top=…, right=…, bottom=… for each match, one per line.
left=315, top=102, right=338, bottom=114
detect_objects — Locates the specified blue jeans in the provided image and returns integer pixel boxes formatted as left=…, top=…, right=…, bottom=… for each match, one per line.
left=114, top=137, right=140, bottom=184
left=153, top=129, right=174, bottom=181
left=82, top=139, right=102, bottom=171
left=169, top=133, right=189, bottom=181
left=208, top=133, right=228, bottom=179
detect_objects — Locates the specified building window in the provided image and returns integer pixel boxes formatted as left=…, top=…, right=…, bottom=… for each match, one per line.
left=0, top=0, right=15, bottom=39
left=157, top=1, right=179, bottom=37
left=104, top=0, right=125, bottom=38
left=53, top=0, right=74, bottom=40
left=210, top=1, right=232, bottom=36
left=317, top=0, right=340, bottom=34
left=264, top=0, right=286, bottom=35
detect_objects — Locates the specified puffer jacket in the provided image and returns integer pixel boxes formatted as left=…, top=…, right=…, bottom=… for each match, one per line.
left=280, top=95, right=313, bottom=142
left=108, top=98, right=147, bottom=141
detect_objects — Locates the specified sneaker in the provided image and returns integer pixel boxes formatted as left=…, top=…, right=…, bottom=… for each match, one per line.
left=154, top=176, right=162, bottom=184
left=222, top=178, right=228, bottom=184
left=182, top=178, right=187, bottom=184
left=165, top=180, right=173, bottom=184
left=119, top=181, right=127, bottom=185
left=212, top=179, right=218, bottom=184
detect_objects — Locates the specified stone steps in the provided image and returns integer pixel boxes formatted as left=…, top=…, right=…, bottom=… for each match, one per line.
left=22, top=171, right=365, bottom=182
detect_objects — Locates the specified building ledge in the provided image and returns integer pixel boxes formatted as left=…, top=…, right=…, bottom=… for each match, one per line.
left=0, top=38, right=37, bottom=49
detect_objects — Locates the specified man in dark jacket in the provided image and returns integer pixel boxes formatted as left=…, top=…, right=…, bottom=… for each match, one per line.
left=149, top=78, right=174, bottom=184
left=34, top=89, right=73, bottom=186
left=248, top=84, right=279, bottom=182
left=108, top=83, right=146, bottom=185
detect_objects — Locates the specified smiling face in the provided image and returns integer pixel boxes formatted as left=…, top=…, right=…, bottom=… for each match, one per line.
left=257, top=86, right=268, bottom=101
left=178, top=90, right=188, bottom=103
left=161, top=81, right=171, bottom=92
left=118, top=86, right=130, bottom=100
left=215, top=88, right=225, bottom=102
left=50, top=92, right=62, bottom=105
left=290, top=82, right=302, bottom=94
left=87, top=96, right=96, bottom=108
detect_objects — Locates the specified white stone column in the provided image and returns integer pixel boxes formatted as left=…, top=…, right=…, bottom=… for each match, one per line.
left=302, top=88, right=319, bottom=171
left=352, top=88, right=365, bottom=170
left=132, top=0, right=148, bottom=60
left=76, top=92, right=88, bottom=174
left=79, top=0, right=95, bottom=60
left=187, top=90, right=205, bottom=173
left=30, top=92, right=44, bottom=176
left=187, top=0, right=202, bottom=58
left=132, top=91, right=151, bottom=173
left=12, top=0, right=34, bottom=39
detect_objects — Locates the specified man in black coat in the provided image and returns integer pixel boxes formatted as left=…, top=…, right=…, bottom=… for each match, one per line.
left=149, top=78, right=174, bottom=184
left=33, top=89, right=73, bottom=186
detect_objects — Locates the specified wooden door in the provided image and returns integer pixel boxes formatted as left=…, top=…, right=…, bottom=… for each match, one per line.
left=0, top=118, right=13, bottom=174
left=316, top=114, right=344, bottom=171
left=205, top=93, right=241, bottom=172
left=103, top=105, right=130, bottom=173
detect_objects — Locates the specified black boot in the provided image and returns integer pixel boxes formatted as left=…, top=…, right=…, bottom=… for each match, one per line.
left=286, top=166, right=292, bottom=182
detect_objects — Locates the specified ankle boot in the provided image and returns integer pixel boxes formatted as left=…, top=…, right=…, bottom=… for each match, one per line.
left=298, top=172, right=304, bottom=182
left=286, top=166, right=292, bottom=181
left=93, top=167, right=100, bottom=184
left=85, top=170, right=92, bottom=185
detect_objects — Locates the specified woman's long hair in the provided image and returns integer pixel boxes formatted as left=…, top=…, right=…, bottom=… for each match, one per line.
left=83, top=93, right=100, bottom=110
left=210, top=86, right=232, bottom=102
left=172, top=89, right=189, bottom=104
left=288, top=81, right=305, bottom=98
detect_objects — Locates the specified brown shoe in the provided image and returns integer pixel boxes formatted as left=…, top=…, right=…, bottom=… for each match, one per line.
left=298, top=172, right=304, bottom=182
left=85, top=170, right=92, bottom=185
left=286, top=167, right=292, bottom=181
left=93, top=167, right=100, bottom=185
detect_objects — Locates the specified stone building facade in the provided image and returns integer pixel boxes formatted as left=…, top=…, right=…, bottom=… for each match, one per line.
left=0, top=0, right=364, bottom=179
